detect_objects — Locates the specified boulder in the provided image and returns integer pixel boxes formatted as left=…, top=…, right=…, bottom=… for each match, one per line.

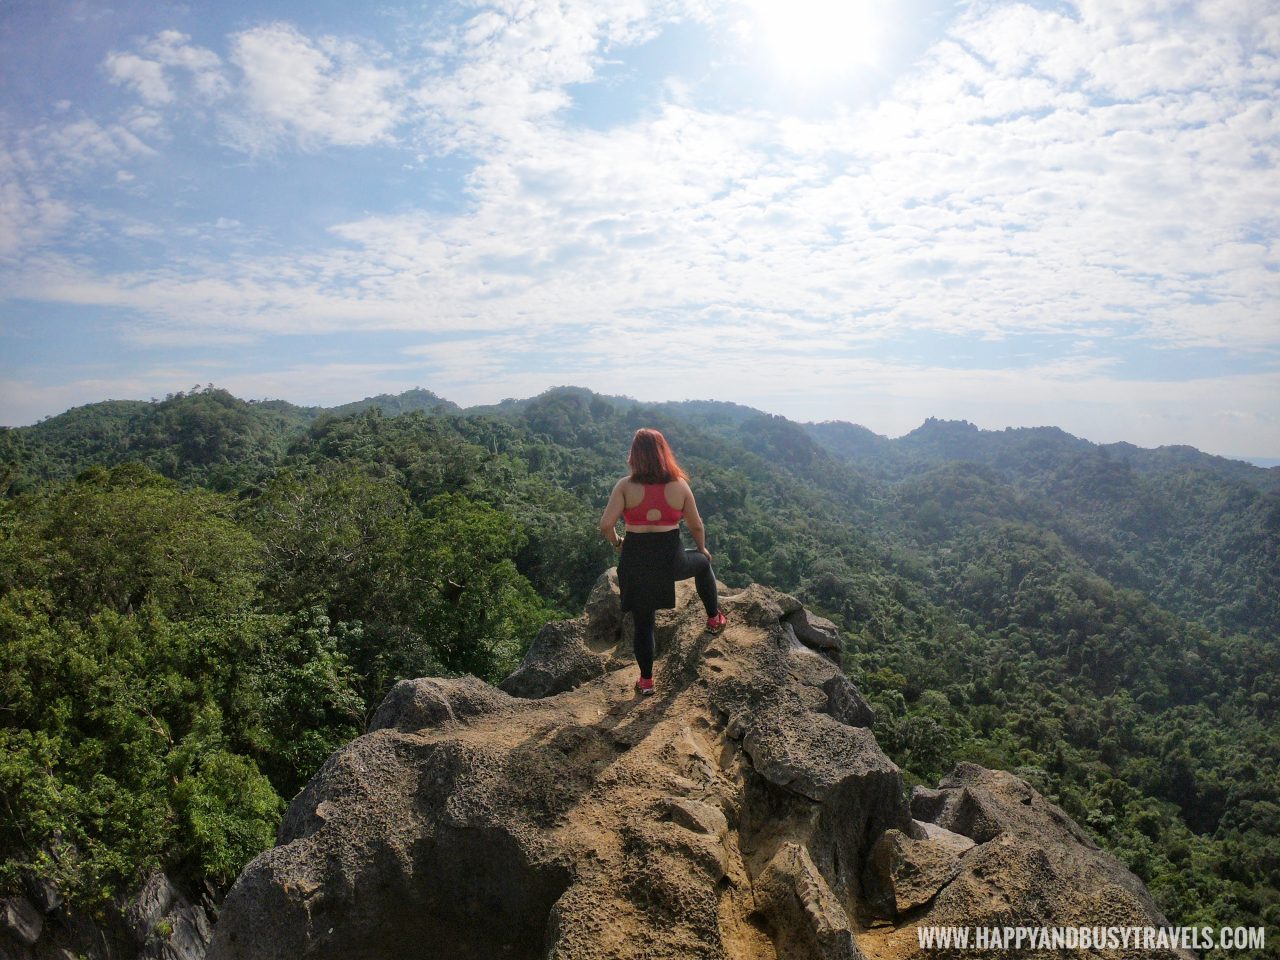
left=369, top=675, right=513, bottom=733
left=21, top=873, right=61, bottom=915
left=139, top=898, right=212, bottom=960
left=919, top=762, right=1101, bottom=848
left=211, top=729, right=575, bottom=960
left=821, top=675, right=875, bottom=728
left=583, top=567, right=622, bottom=640
left=499, top=570, right=634, bottom=699
left=499, top=618, right=607, bottom=699
left=126, top=873, right=176, bottom=946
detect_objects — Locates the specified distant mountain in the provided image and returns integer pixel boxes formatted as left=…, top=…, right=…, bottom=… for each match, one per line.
left=329, top=387, right=461, bottom=418
left=803, top=415, right=1279, bottom=491
left=1099, top=440, right=1279, bottom=486
left=803, top=419, right=894, bottom=464
left=9, top=386, right=1272, bottom=491
left=0, top=388, right=314, bottom=492
left=793, top=414, right=1280, bottom=639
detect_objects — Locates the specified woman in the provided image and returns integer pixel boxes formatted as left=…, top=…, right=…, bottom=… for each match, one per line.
left=599, top=428, right=727, bottom=696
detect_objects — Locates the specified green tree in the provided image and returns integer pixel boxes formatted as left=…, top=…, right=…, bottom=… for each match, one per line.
left=406, top=493, right=552, bottom=682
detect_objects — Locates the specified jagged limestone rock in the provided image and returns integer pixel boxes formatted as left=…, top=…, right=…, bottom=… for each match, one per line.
left=138, top=888, right=212, bottom=960
left=821, top=675, right=875, bottom=729
left=21, top=872, right=61, bottom=916
left=782, top=608, right=842, bottom=662
left=666, top=797, right=728, bottom=839
left=0, top=870, right=211, bottom=960
left=754, top=844, right=863, bottom=960
left=863, top=763, right=1195, bottom=959
left=583, top=566, right=623, bottom=640
left=208, top=575, right=1190, bottom=960
left=369, top=675, right=513, bottom=733
left=126, top=873, right=178, bottom=947
left=1, top=895, right=42, bottom=947
left=913, top=763, right=1101, bottom=848
left=869, top=826, right=972, bottom=916
left=498, top=617, right=608, bottom=699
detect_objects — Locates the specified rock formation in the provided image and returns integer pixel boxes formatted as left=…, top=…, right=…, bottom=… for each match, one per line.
left=205, top=574, right=1191, bottom=960
left=1, top=869, right=213, bottom=960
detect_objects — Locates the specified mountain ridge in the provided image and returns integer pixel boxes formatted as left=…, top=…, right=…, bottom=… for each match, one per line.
left=6, top=384, right=1275, bottom=482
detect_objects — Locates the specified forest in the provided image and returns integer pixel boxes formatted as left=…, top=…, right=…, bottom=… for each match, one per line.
left=1, top=385, right=1276, bottom=957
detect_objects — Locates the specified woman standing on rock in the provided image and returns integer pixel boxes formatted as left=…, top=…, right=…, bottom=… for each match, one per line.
left=599, top=428, right=727, bottom=696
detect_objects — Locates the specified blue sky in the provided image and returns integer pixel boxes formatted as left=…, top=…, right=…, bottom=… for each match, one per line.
left=1, top=0, right=1277, bottom=459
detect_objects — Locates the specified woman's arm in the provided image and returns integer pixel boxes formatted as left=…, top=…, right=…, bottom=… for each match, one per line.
left=599, top=479, right=627, bottom=551
left=681, top=481, right=711, bottom=560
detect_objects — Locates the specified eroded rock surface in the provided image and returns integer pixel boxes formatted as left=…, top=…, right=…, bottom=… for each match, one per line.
left=860, top=765, right=1194, bottom=959
left=1, top=869, right=213, bottom=960
left=207, top=573, right=1189, bottom=960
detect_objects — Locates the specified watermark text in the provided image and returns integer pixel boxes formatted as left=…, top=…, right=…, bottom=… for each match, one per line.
left=916, top=925, right=1266, bottom=952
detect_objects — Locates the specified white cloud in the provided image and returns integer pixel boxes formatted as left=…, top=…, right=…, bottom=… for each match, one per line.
left=0, top=158, right=73, bottom=259
left=43, top=117, right=157, bottom=171
left=15, top=31, right=1277, bottom=351
left=104, top=31, right=226, bottom=107
left=145, top=30, right=227, bottom=98
left=93, top=4, right=702, bottom=160
left=407, top=0, right=704, bottom=151
left=0, top=109, right=162, bottom=259
left=224, top=23, right=403, bottom=153
left=104, top=52, right=174, bottom=105
left=101, top=25, right=397, bottom=154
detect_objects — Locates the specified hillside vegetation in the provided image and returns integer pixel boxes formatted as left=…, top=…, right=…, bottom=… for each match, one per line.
left=1, top=385, right=1276, bottom=956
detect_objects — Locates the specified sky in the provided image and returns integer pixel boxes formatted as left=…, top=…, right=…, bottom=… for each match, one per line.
left=1, top=0, right=1277, bottom=460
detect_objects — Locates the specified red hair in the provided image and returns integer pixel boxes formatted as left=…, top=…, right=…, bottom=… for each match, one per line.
left=628, top=428, right=687, bottom=484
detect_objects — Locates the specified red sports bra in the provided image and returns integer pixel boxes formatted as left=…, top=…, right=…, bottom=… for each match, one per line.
left=623, top=483, right=684, bottom=526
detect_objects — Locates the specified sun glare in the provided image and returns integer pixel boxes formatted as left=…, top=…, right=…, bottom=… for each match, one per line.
left=749, top=0, right=884, bottom=82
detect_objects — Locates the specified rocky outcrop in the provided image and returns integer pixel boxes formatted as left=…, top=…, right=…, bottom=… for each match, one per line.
left=857, top=764, right=1195, bottom=958
left=1, top=896, right=42, bottom=949
left=206, top=572, right=1190, bottom=960
left=0, top=869, right=213, bottom=960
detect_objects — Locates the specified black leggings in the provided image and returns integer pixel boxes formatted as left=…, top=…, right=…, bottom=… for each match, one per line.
left=632, top=549, right=719, bottom=680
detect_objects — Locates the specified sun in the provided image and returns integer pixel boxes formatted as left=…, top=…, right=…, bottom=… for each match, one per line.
left=748, top=0, right=884, bottom=82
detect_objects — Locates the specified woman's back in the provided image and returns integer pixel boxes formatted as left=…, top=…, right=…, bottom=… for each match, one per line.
left=620, top=479, right=685, bottom=528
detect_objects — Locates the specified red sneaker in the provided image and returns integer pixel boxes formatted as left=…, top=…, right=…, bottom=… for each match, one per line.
left=636, top=677, right=655, bottom=696
left=706, top=610, right=727, bottom=634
